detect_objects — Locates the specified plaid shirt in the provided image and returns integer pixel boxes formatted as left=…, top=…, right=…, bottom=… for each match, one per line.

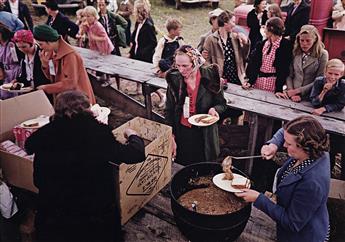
left=254, top=37, right=282, bottom=92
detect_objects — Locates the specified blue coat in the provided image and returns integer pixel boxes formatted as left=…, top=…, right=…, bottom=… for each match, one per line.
left=254, top=128, right=330, bottom=242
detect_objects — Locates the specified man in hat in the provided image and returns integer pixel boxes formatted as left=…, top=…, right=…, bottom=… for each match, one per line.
left=196, top=8, right=223, bottom=55
left=33, top=24, right=96, bottom=104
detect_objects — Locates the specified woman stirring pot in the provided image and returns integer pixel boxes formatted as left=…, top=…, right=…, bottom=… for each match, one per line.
left=236, top=116, right=331, bottom=242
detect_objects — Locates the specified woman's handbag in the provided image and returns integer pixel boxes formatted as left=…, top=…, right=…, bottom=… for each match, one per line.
left=0, top=181, right=18, bottom=218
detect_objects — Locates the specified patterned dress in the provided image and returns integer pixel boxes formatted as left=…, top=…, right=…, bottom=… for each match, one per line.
left=254, top=37, right=282, bottom=92
left=219, top=32, right=241, bottom=85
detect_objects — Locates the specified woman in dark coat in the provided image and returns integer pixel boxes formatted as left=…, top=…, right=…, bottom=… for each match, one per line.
left=165, top=45, right=227, bottom=165
left=129, top=0, right=157, bottom=63
left=25, top=90, right=145, bottom=242
left=244, top=17, right=293, bottom=93
left=247, top=0, right=268, bottom=52
left=284, top=0, right=310, bottom=42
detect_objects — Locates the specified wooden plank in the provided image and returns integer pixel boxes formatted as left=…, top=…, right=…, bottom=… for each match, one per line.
left=224, top=92, right=345, bottom=136
left=147, top=77, right=168, bottom=89
left=90, top=76, right=165, bottom=123
left=225, top=83, right=345, bottom=121
left=122, top=211, right=188, bottom=242
left=75, top=47, right=156, bottom=83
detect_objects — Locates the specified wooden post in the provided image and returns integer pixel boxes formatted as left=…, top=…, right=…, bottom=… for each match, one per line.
left=143, top=83, right=153, bottom=120
left=246, top=113, right=259, bottom=175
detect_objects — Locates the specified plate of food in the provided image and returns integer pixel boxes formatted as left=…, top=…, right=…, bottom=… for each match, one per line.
left=0, top=83, right=33, bottom=93
left=188, top=114, right=219, bottom=127
left=213, top=173, right=251, bottom=193
left=20, top=116, right=50, bottom=129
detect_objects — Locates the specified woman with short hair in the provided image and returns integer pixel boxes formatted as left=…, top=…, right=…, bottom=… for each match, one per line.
left=247, top=0, right=268, bottom=51
left=236, top=115, right=331, bottom=242
left=25, top=90, right=145, bottom=242
left=244, top=17, right=293, bottom=93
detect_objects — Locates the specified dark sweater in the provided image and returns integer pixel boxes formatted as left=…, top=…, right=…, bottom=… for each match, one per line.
left=246, top=38, right=293, bottom=92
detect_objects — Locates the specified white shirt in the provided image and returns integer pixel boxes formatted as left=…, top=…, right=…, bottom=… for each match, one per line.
left=24, top=46, right=37, bottom=85
left=9, top=0, right=19, bottom=17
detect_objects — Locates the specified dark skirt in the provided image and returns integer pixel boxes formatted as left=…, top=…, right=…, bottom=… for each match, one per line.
left=175, top=123, right=205, bottom=166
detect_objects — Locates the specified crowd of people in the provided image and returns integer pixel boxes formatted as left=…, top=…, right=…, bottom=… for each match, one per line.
left=0, top=0, right=345, bottom=241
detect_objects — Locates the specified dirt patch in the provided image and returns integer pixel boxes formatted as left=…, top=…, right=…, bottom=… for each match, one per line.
left=178, top=176, right=246, bottom=215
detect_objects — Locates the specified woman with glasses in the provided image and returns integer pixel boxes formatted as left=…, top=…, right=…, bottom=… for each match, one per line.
left=165, top=45, right=226, bottom=165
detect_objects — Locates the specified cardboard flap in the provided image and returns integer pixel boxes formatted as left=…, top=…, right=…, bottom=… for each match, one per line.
left=0, top=90, right=54, bottom=141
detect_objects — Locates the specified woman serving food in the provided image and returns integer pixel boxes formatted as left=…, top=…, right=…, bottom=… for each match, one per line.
left=165, top=45, right=226, bottom=165
left=236, top=116, right=331, bottom=242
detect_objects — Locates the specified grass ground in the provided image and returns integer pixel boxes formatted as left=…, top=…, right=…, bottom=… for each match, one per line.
left=29, top=0, right=235, bottom=47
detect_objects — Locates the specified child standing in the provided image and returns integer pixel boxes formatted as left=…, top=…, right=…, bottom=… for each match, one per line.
left=310, top=58, right=345, bottom=181
left=82, top=6, right=114, bottom=55
left=152, top=18, right=184, bottom=107
left=75, top=9, right=88, bottom=48
left=310, top=58, right=345, bottom=115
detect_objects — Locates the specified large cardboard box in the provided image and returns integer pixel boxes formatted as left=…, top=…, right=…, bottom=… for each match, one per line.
left=112, top=117, right=172, bottom=225
left=0, top=91, right=55, bottom=193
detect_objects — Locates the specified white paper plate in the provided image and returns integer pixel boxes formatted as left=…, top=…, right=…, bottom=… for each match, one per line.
left=20, top=116, right=50, bottom=129
left=213, top=173, right=251, bottom=193
left=188, top=114, right=219, bottom=127
left=0, top=85, right=33, bottom=93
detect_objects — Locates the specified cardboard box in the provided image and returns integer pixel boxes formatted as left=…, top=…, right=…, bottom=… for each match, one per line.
left=0, top=91, right=55, bottom=193
left=112, top=117, right=172, bottom=225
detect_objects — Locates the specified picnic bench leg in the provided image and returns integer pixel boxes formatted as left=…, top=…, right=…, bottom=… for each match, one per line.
left=264, top=119, right=274, bottom=143
left=143, top=83, right=153, bottom=120
left=246, top=113, right=259, bottom=176
left=115, top=76, right=121, bottom=90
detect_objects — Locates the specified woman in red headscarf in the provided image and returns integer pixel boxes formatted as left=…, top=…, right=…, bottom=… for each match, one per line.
left=12, top=29, right=51, bottom=90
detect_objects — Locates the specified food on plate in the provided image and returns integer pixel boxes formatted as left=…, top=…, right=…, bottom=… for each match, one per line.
left=23, top=121, right=39, bottom=128
left=231, top=177, right=251, bottom=190
left=2, top=82, right=24, bottom=90
left=200, top=116, right=217, bottom=124
left=222, top=156, right=234, bottom=180
left=10, top=83, right=24, bottom=90
left=2, top=83, right=13, bottom=89
left=195, top=115, right=209, bottom=123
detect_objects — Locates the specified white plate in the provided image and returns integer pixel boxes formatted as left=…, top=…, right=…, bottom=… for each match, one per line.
left=188, top=114, right=219, bottom=127
left=212, top=173, right=251, bottom=193
left=20, top=116, right=50, bottom=129
left=0, top=85, right=33, bottom=93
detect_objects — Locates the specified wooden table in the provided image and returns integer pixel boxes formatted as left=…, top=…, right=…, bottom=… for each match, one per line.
left=75, top=47, right=345, bottom=175
left=121, top=163, right=277, bottom=242
left=224, top=83, right=345, bottom=174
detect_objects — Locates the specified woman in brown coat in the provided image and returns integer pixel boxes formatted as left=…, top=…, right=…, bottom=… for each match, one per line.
left=33, top=24, right=96, bottom=104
